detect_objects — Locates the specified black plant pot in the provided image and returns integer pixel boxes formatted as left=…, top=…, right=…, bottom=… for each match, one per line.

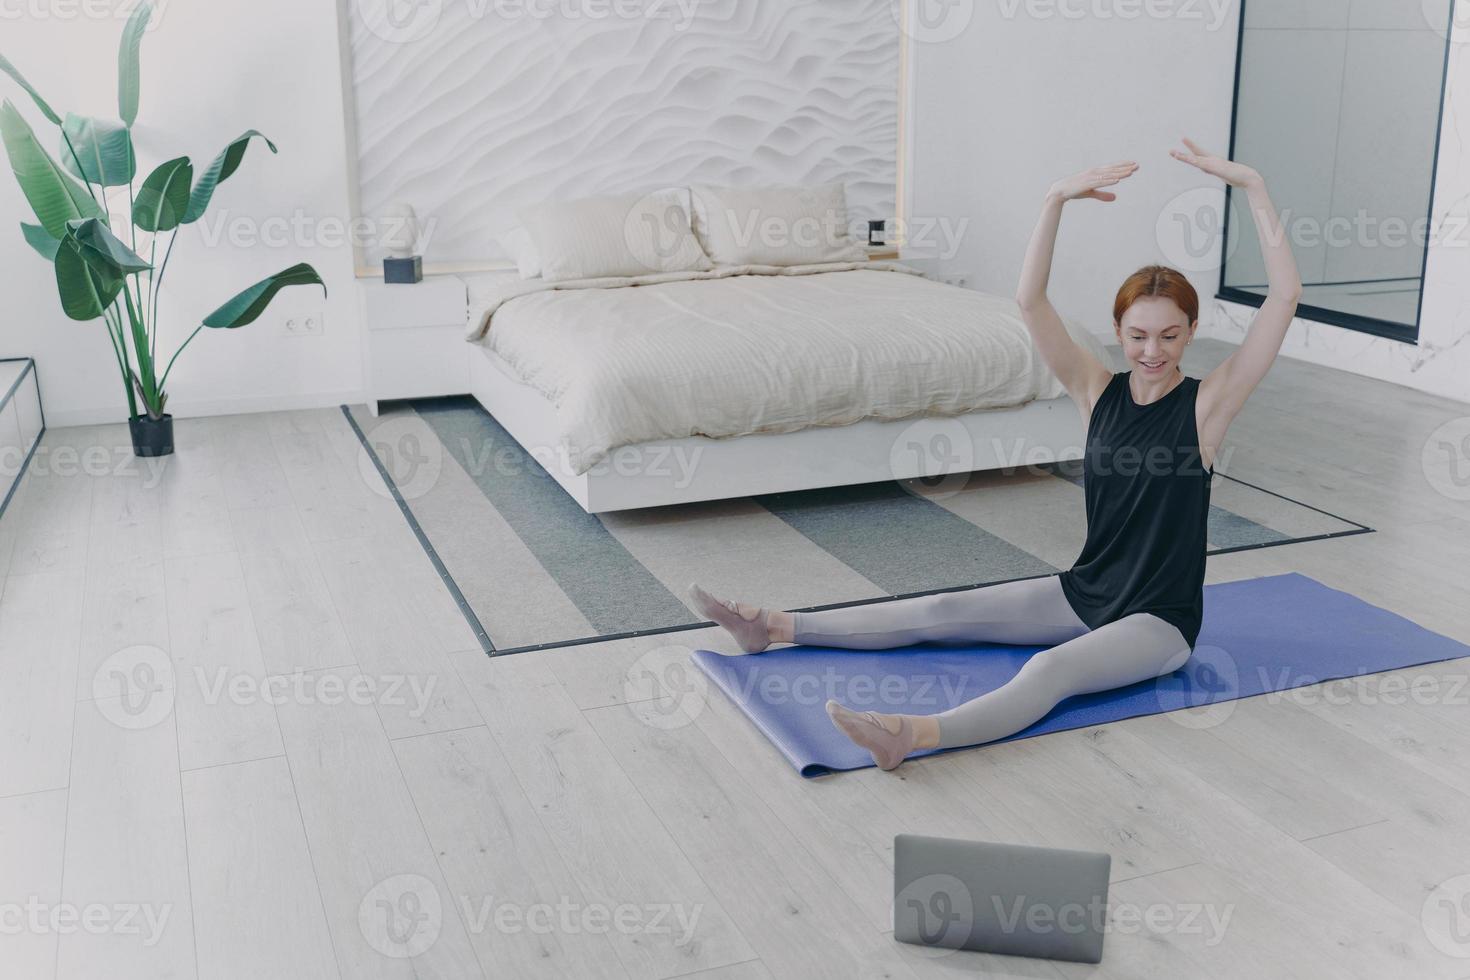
left=129, top=413, right=174, bottom=457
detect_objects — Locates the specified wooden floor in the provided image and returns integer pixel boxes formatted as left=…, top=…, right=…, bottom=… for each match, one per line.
left=2, top=338, right=1469, bottom=979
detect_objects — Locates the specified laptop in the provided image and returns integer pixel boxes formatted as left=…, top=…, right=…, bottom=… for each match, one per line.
left=893, top=834, right=1112, bottom=963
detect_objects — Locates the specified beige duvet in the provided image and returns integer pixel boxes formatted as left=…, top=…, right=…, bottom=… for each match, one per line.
left=464, top=263, right=1111, bottom=475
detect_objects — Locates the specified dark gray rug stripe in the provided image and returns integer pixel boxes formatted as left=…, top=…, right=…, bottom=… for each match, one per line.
left=1043, top=460, right=1291, bottom=549
left=1206, top=510, right=1290, bottom=549
left=411, top=397, right=697, bottom=635
left=755, top=482, right=1059, bottom=595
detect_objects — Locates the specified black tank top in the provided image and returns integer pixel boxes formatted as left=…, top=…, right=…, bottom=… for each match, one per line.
left=1058, top=370, right=1212, bottom=648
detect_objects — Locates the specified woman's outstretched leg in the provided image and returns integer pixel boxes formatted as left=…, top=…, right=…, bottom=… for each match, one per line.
left=827, top=613, right=1193, bottom=770
left=792, top=575, right=1088, bottom=649
left=690, top=574, right=1089, bottom=654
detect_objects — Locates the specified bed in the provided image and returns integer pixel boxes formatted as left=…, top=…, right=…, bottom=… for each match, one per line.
left=460, top=261, right=1111, bottom=513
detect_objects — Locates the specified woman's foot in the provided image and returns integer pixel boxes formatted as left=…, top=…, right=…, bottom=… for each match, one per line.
left=825, top=700, right=925, bottom=771
left=688, top=583, right=775, bottom=654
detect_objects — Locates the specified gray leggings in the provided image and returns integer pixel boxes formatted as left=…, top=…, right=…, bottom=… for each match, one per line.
left=792, top=575, right=1192, bottom=750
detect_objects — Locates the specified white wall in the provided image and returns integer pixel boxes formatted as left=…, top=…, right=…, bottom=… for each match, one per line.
left=905, top=0, right=1470, bottom=405
left=0, top=0, right=362, bottom=427
left=904, top=0, right=1240, bottom=335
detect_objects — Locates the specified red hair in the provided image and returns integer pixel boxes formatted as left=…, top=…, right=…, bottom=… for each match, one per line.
left=1113, top=265, right=1198, bottom=327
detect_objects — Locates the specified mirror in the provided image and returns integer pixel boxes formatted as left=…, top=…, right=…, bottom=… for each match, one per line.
left=1220, top=0, right=1455, bottom=342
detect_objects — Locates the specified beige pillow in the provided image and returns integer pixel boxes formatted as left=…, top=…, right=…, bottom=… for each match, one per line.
left=690, top=182, right=867, bottom=266
left=517, top=188, right=711, bottom=282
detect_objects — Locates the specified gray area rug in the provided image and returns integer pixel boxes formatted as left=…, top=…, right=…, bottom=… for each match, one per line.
left=347, top=398, right=1372, bottom=655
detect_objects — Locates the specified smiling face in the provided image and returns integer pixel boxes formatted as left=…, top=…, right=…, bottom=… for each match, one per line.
left=1115, top=295, right=1197, bottom=380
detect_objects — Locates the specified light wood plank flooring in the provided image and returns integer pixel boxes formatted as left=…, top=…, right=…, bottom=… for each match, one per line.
left=1, top=340, right=1468, bottom=979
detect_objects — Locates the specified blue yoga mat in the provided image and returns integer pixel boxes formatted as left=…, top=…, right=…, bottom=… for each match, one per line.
left=691, top=572, right=1470, bottom=776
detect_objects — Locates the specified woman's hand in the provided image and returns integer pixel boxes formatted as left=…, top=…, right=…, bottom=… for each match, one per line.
left=1045, top=161, right=1139, bottom=204
left=1169, top=137, right=1262, bottom=189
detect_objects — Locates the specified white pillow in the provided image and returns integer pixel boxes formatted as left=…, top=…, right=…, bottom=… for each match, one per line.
left=496, top=226, right=541, bottom=279
left=517, top=188, right=711, bottom=282
left=689, top=182, right=867, bottom=266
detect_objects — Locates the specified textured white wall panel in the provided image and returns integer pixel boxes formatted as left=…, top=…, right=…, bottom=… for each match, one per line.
left=345, top=0, right=901, bottom=265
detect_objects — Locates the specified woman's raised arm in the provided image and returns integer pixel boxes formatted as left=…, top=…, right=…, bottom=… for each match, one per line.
left=1015, top=164, right=1134, bottom=412
left=1172, top=138, right=1302, bottom=445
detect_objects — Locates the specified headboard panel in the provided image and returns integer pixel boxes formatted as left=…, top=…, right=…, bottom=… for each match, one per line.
left=344, top=0, right=901, bottom=267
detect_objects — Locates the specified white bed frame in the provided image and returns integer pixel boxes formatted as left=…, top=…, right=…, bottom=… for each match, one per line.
left=467, top=346, right=1086, bottom=514
left=359, top=274, right=1090, bottom=514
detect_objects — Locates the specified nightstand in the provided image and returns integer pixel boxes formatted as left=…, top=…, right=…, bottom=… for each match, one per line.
left=358, top=275, right=469, bottom=415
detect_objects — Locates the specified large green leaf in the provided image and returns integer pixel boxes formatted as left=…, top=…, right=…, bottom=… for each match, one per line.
left=54, top=234, right=123, bottom=321
left=184, top=130, right=275, bottom=223
left=21, top=222, right=60, bottom=261
left=0, top=53, right=61, bottom=126
left=203, top=263, right=325, bottom=329
left=66, top=217, right=151, bottom=276
left=0, top=100, right=103, bottom=237
left=61, top=113, right=135, bottom=186
left=133, top=156, right=192, bottom=232
left=118, top=2, right=151, bottom=128
left=50, top=219, right=149, bottom=324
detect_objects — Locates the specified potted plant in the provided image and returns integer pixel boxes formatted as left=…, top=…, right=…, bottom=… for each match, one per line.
left=0, top=2, right=324, bottom=456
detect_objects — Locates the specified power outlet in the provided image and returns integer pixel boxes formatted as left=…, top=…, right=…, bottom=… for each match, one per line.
left=282, top=312, right=325, bottom=336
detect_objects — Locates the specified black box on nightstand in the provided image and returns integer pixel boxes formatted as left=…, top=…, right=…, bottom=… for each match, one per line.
left=383, top=255, right=423, bottom=284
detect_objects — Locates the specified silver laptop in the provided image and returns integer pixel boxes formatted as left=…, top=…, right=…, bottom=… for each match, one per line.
left=893, top=834, right=1111, bottom=963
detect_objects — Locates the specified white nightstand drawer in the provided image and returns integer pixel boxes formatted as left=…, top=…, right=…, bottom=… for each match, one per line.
left=367, top=324, right=470, bottom=402
left=361, top=276, right=467, bottom=332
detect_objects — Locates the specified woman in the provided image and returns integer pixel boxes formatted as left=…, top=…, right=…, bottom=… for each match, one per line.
left=689, top=138, right=1301, bottom=770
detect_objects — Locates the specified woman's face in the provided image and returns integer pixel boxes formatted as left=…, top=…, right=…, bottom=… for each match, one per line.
left=1115, top=296, right=1196, bottom=379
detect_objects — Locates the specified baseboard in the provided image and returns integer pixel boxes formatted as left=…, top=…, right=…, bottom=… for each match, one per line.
left=42, top=389, right=366, bottom=429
